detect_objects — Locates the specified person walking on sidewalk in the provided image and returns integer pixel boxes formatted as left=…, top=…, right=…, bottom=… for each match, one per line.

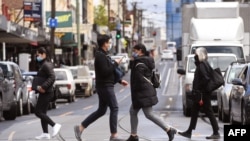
left=34, top=47, right=61, bottom=140
left=74, top=34, right=128, bottom=141
left=178, top=47, right=220, bottom=139
left=126, top=44, right=177, bottom=141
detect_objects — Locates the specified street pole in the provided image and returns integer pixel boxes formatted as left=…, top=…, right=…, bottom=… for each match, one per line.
left=76, top=0, right=81, bottom=65
left=50, top=0, right=55, bottom=63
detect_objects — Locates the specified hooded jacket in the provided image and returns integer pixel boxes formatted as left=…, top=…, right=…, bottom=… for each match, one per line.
left=130, top=55, right=158, bottom=109
left=193, top=47, right=212, bottom=93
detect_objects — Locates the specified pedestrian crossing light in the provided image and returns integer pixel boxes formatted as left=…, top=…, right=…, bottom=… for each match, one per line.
left=116, top=30, right=121, bottom=39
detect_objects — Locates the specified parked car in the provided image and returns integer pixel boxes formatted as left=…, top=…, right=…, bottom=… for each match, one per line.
left=230, top=63, right=250, bottom=125
left=22, top=71, right=39, bottom=113
left=54, top=68, right=76, bottom=103
left=110, top=55, right=129, bottom=73
left=217, top=62, right=245, bottom=122
left=65, top=65, right=93, bottom=97
left=89, top=70, right=96, bottom=93
left=177, top=53, right=237, bottom=117
left=0, top=68, right=5, bottom=121
left=161, top=49, right=174, bottom=61
left=0, top=61, right=28, bottom=118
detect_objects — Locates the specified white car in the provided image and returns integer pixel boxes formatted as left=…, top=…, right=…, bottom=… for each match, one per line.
left=54, top=68, right=76, bottom=103
left=110, top=55, right=129, bottom=73
left=89, top=70, right=96, bottom=93
left=161, top=49, right=174, bottom=61
left=65, top=65, right=93, bottom=97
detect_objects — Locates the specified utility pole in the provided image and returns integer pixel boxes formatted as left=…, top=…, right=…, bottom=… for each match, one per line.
left=131, top=2, right=137, bottom=46
left=50, top=0, right=55, bottom=63
left=108, top=0, right=110, bottom=29
left=76, top=0, right=81, bottom=65
left=122, top=0, right=126, bottom=37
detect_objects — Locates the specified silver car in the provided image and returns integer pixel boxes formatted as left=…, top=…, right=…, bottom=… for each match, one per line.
left=217, top=62, right=246, bottom=122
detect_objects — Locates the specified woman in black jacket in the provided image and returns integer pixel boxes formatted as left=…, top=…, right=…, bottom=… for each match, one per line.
left=34, top=47, right=61, bottom=140
left=178, top=47, right=220, bottom=139
left=126, top=44, right=177, bottom=141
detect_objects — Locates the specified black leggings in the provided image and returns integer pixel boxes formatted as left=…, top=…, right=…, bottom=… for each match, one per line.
left=35, top=93, right=55, bottom=133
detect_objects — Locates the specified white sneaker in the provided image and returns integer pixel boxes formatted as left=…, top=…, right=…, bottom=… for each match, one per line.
left=52, top=123, right=61, bottom=137
left=35, top=133, right=50, bottom=140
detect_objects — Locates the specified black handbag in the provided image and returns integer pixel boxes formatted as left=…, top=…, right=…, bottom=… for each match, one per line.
left=206, top=68, right=224, bottom=92
left=32, top=76, right=47, bottom=90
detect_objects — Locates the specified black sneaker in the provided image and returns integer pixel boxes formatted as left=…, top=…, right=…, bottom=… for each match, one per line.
left=178, top=131, right=191, bottom=139
left=167, top=128, right=177, bottom=141
left=74, top=125, right=82, bottom=141
left=126, top=135, right=139, bottom=141
left=206, top=133, right=220, bottom=139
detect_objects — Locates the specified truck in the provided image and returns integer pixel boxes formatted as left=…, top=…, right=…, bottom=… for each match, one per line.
left=180, top=2, right=250, bottom=65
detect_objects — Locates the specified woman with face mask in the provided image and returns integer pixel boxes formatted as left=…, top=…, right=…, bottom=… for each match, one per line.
left=126, top=44, right=177, bottom=141
left=34, top=47, right=61, bottom=140
left=74, top=34, right=129, bottom=141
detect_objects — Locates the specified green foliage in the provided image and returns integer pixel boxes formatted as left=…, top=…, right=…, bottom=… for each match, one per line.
left=94, top=5, right=108, bottom=26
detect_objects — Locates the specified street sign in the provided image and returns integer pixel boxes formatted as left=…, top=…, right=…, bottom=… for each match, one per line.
left=49, top=18, right=58, bottom=28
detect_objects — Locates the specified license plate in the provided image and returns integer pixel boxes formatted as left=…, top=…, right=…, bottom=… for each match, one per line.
left=211, top=100, right=217, bottom=106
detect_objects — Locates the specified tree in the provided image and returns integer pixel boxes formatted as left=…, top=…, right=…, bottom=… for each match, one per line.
left=94, top=5, right=115, bottom=30
left=94, top=5, right=108, bottom=26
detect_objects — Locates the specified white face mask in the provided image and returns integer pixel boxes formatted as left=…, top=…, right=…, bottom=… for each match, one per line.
left=108, top=43, right=112, bottom=51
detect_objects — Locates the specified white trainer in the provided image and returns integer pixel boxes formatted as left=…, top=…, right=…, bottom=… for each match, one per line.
left=35, top=133, right=51, bottom=140
left=52, top=123, right=62, bottom=137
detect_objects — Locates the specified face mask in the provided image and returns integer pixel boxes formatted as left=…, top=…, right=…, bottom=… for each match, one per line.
left=36, top=56, right=43, bottom=62
left=132, top=52, right=138, bottom=58
left=194, top=55, right=199, bottom=61
left=108, top=44, right=112, bottom=51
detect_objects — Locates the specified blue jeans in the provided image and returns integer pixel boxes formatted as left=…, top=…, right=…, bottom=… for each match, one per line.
left=81, top=86, right=119, bottom=133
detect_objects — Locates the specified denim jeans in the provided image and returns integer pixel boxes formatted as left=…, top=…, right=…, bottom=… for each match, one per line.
left=82, top=86, right=119, bottom=133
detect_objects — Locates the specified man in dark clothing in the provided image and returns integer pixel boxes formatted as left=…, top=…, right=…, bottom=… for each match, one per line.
left=34, top=47, right=61, bottom=140
left=178, top=47, right=220, bottom=140
left=74, top=34, right=128, bottom=141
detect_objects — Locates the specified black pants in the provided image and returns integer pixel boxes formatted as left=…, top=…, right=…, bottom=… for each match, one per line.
left=35, top=93, right=55, bottom=133
left=81, top=86, right=119, bottom=133
left=188, top=93, right=219, bottom=133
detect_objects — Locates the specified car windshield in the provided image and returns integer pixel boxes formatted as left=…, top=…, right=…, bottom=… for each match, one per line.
left=191, top=46, right=244, bottom=59
left=55, top=71, right=68, bottom=80
left=188, top=56, right=237, bottom=73
left=227, top=66, right=244, bottom=84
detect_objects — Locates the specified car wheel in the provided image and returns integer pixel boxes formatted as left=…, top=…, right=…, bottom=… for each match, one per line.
left=3, top=102, right=17, bottom=120
left=23, top=99, right=31, bottom=115
left=16, top=97, right=23, bottom=116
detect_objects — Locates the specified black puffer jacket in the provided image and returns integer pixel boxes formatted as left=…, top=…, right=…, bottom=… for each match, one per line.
left=37, top=60, right=55, bottom=93
left=95, top=49, right=119, bottom=87
left=130, top=56, right=158, bottom=109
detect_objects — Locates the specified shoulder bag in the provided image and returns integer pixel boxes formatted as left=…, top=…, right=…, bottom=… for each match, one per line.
left=206, top=67, right=224, bottom=92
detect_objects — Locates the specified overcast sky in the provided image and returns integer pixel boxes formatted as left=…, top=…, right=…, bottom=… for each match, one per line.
left=126, top=0, right=166, bottom=27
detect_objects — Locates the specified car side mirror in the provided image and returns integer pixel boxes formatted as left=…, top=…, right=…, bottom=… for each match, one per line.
left=232, top=78, right=244, bottom=86
left=177, top=68, right=186, bottom=75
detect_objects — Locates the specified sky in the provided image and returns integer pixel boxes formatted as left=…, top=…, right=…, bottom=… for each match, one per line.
left=126, top=0, right=166, bottom=27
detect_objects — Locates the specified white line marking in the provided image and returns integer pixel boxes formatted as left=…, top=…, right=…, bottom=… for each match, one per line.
left=59, top=111, right=73, bottom=117
left=83, top=105, right=93, bottom=110
left=162, top=68, right=171, bottom=96
left=8, top=131, right=15, bottom=141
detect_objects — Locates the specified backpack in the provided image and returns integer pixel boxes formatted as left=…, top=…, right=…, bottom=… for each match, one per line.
left=151, top=69, right=161, bottom=88
left=135, top=63, right=161, bottom=88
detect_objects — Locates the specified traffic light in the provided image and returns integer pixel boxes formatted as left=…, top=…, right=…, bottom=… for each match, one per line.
left=116, top=30, right=121, bottom=39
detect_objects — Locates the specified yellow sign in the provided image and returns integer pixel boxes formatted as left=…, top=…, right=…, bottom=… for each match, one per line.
left=55, top=32, right=65, bottom=38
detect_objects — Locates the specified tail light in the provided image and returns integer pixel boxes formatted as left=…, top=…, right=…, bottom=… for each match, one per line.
left=67, top=84, right=71, bottom=89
